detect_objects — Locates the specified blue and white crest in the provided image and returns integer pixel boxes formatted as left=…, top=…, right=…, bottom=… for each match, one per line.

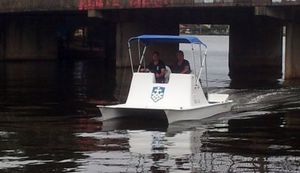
left=151, top=86, right=165, bottom=102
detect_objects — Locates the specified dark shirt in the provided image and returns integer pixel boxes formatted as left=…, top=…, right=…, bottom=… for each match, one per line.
left=171, top=59, right=191, bottom=74
left=147, top=60, right=166, bottom=83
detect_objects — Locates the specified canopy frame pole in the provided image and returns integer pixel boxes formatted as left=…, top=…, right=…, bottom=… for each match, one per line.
left=143, top=44, right=146, bottom=68
left=204, top=48, right=209, bottom=95
left=197, top=46, right=206, bottom=82
left=128, top=41, right=134, bottom=74
left=137, top=46, right=147, bottom=72
left=200, top=44, right=203, bottom=68
left=191, top=44, right=197, bottom=84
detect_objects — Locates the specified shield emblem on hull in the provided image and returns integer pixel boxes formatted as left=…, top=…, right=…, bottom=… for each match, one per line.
left=151, top=86, right=165, bottom=102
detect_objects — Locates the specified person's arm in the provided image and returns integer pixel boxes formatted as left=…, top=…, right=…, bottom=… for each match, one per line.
left=144, top=63, right=153, bottom=73
left=180, top=60, right=190, bottom=74
left=160, top=68, right=166, bottom=76
left=181, top=65, right=190, bottom=74
left=155, top=68, right=165, bottom=78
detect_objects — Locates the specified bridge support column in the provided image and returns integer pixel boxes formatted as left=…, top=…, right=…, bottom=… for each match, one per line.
left=285, top=23, right=300, bottom=80
left=116, top=22, right=179, bottom=67
left=0, top=18, right=4, bottom=60
left=229, top=18, right=282, bottom=85
left=1, top=16, right=57, bottom=60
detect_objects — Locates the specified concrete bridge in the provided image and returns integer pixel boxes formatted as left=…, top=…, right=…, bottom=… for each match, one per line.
left=1, top=0, right=300, bottom=82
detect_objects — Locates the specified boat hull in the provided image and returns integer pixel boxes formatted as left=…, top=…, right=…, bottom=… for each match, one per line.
left=97, top=73, right=233, bottom=124
left=98, top=102, right=232, bottom=124
left=98, top=106, right=167, bottom=121
left=165, top=102, right=232, bottom=123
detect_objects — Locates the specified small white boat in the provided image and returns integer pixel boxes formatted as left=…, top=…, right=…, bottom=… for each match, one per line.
left=97, top=35, right=232, bottom=124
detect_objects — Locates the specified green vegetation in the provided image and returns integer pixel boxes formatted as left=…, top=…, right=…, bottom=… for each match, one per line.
left=180, top=24, right=229, bottom=35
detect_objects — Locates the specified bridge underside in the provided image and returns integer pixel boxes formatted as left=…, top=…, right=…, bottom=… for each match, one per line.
left=229, top=17, right=283, bottom=85
left=1, top=6, right=300, bottom=83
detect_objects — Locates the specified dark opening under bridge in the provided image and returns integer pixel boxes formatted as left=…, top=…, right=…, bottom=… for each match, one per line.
left=1, top=0, right=300, bottom=82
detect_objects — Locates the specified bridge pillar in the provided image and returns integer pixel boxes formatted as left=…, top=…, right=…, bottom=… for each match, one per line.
left=285, top=23, right=300, bottom=80
left=0, top=18, right=4, bottom=60
left=229, top=17, right=283, bottom=85
left=1, top=16, right=57, bottom=60
left=116, top=22, right=179, bottom=67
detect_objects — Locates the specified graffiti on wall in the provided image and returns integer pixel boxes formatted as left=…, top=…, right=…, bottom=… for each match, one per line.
left=78, top=0, right=171, bottom=10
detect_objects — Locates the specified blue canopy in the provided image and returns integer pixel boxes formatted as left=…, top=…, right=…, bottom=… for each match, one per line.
left=129, top=35, right=207, bottom=47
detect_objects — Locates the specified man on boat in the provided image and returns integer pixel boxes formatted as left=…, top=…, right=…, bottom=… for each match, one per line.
left=171, top=50, right=191, bottom=74
left=145, top=51, right=166, bottom=83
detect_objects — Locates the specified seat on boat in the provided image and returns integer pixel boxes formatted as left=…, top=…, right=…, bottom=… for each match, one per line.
left=164, top=65, right=171, bottom=83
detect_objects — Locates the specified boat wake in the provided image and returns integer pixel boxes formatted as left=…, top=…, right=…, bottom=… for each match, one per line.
left=214, top=86, right=300, bottom=116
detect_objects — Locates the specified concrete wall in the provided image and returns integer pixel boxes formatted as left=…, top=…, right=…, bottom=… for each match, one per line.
left=0, top=17, right=4, bottom=60
left=229, top=17, right=283, bottom=82
left=116, top=22, right=179, bottom=67
left=285, top=23, right=300, bottom=79
left=0, top=15, right=58, bottom=60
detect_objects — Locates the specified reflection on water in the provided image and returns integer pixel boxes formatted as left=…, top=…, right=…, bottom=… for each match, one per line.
left=1, top=111, right=300, bottom=172
left=0, top=60, right=116, bottom=120
left=1, top=36, right=300, bottom=172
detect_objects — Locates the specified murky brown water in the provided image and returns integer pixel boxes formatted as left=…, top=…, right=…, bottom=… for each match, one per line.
left=1, top=36, right=300, bottom=173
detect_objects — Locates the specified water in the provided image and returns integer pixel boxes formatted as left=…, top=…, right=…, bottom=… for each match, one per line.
left=1, top=36, right=300, bottom=172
